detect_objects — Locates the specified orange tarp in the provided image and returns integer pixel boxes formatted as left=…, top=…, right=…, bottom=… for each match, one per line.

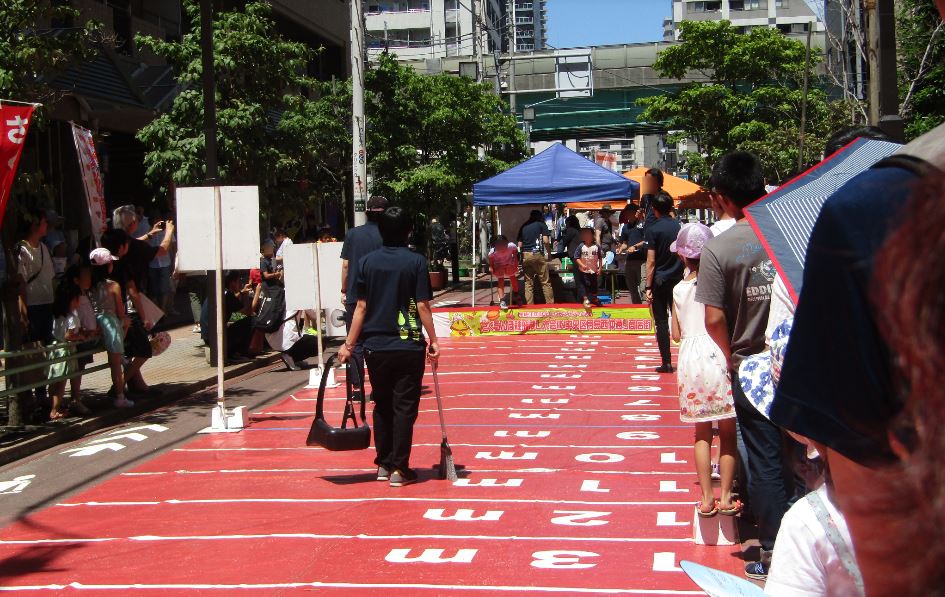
left=566, top=169, right=712, bottom=210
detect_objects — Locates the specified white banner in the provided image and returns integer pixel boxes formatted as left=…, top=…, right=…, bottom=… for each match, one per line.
left=283, top=243, right=318, bottom=312
left=175, top=186, right=260, bottom=271
left=70, top=123, right=107, bottom=244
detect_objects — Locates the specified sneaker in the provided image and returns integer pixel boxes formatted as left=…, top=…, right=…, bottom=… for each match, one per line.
left=582, top=297, right=591, bottom=308
left=376, top=466, right=391, bottom=481
left=113, top=396, right=135, bottom=409
left=656, top=364, right=676, bottom=373
left=192, top=324, right=201, bottom=334
left=281, top=353, right=300, bottom=371
left=499, top=299, right=509, bottom=311
left=744, top=560, right=769, bottom=580
left=389, top=468, right=418, bottom=487
left=711, top=462, right=721, bottom=480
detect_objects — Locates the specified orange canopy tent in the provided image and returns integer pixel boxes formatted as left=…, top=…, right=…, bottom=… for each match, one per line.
left=567, top=168, right=713, bottom=210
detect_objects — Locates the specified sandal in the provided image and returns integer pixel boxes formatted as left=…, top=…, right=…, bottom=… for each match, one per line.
left=696, top=500, right=719, bottom=518
left=718, top=500, right=744, bottom=516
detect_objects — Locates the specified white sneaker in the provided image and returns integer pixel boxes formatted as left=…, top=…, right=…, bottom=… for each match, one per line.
left=583, top=297, right=591, bottom=308
left=113, top=396, right=135, bottom=409
left=499, top=299, right=509, bottom=311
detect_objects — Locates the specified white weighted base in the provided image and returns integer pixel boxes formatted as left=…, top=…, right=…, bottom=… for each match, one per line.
left=306, top=366, right=340, bottom=389
left=692, top=507, right=739, bottom=546
left=198, top=404, right=248, bottom=433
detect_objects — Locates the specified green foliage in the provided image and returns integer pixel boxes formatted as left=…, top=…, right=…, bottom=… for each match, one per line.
left=0, top=0, right=102, bottom=103
left=640, top=20, right=849, bottom=183
left=897, top=0, right=945, bottom=140
left=366, top=53, right=526, bottom=218
left=136, top=0, right=348, bottom=218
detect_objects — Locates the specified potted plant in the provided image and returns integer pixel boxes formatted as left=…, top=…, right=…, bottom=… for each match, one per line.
left=429, top=260, right=447, bottom=291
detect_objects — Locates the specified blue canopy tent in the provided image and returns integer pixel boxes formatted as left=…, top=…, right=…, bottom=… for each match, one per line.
left=469, top=143, right=637, bottom=306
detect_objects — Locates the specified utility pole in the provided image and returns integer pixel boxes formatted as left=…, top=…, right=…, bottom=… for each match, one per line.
left=199, top=0, right=223, bottom=372
left=508, top=0, right=517, bottom=114
left=798, top=26, right=812, bottom=171
left=351, top=0, right=368, bottom=227
left=867, top=0, right=904, bottom=141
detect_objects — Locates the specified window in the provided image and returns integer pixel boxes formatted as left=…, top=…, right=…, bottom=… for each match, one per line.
left=366, top=1, right=430, bottom=14
left=730, top=0, right=763, bottom=10
left=367, top=27, right=432, bottom=48
left=686, top=1, right=722, bottom=14
left=775, top=0, right=787, bottom=7
left=112, top=0, right=133, bottom=55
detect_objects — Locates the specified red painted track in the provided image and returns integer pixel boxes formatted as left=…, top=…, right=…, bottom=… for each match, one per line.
left=0, top=335, right=744, bottom=594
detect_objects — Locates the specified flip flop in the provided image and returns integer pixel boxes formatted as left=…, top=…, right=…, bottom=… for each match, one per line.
left=696, top=500, right=719, bottom=518
left=718, top=500, right=744, bottom=516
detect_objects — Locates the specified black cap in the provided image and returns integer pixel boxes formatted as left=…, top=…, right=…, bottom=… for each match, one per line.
left=366, top=195, right=389, bottom=212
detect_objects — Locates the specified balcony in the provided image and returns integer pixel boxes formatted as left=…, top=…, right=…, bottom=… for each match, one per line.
left=515, top=16, right=534, bottom=24
left=365, top=1, right=431, bottom=15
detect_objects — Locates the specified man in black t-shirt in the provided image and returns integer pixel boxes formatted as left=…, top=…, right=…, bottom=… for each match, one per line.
left=339, top=207, right=440, bottom=487
left=618, top=205, right=645, bottom=303
left=340, top=196, right=387, bottom=377
left=640, top=168, right=664, bottom=233
left=517, top=210, right=553, bottom=304
left=644, top=192, right=683, bottom=372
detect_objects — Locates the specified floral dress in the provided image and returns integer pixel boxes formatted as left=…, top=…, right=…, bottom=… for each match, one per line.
left=673, top=277, right=735, bottom=422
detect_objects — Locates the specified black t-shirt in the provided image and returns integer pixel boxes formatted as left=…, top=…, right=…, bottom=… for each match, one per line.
left=259, top=256, right=282, bottom=291
left=620, top=222, right=645, bottom=261
left=644, top=215, right=683, bottom=284
left=341, top=222, right=383, bottom=306
left=115, top=238, right=159, bottom=299
left=356, top=246, right=432, bottom=352
left=559, top=226, right=580, bottom=259
left=519, top=220, right=548, bottom=253
left=772, top=166, right=915, bottom=466
left=640, top=194, right=659, bottom=232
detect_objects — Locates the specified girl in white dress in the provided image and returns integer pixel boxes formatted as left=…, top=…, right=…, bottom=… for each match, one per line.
left=670, top=223, right=739, bottom=518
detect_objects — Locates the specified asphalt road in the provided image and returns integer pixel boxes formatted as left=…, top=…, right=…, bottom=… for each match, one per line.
left=0, top=364, right=312, bottom=526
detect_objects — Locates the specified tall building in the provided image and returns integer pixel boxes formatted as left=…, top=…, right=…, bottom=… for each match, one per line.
left=667, top=0, right=825, bottom=37
left=364, top=1, right=504, bottom=61
left=509, top=0, right=548, bottom=52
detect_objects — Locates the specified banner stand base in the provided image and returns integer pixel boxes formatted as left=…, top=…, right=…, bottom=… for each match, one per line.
left=198, top=404, right=248, bottom=434
left=306, top=366, right=340, bottom=389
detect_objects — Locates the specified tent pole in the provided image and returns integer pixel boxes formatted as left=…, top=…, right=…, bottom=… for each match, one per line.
left=471, top=206, right=477, bottom=308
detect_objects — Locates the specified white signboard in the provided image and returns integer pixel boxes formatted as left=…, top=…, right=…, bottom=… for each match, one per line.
left=679, top=561, right=767, bottom=597
left=316, top=242, right=345, bottom=336
left=284, top=243, right=319, bottom=312
left=175, top=186, right=261, bottom=271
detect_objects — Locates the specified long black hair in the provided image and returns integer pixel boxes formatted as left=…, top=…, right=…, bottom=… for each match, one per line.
left=52, top=281, right=82, bottom=319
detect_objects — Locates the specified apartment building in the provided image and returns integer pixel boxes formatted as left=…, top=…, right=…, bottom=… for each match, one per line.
left=509, top=0, right=548, bottom=52
left=365, top=0, right=504, bottom=60
left=667, top=0, right=825, bottom=37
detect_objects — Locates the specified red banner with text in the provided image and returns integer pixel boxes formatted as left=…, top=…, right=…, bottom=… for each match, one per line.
left=0, top=103, right=36, bottom=229
left=71, top=123, right=108, bottom=245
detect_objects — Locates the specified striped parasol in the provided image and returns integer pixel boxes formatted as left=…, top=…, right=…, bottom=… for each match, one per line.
left=745, top=138, right=902, bottom=302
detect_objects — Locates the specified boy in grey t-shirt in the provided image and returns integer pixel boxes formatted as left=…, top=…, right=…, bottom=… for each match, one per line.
left=695, top=152, right=787, bottom=582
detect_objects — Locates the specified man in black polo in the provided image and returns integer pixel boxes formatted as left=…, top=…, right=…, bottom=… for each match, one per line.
left=517, top=209, right=553, bottom=305
left=644, top=191, right=683, bottom=373
left=340, top=195, right=388, bottom=376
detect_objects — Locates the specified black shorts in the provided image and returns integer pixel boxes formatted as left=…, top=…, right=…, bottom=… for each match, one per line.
left=124, top=313, right=153, bottom=359
left=76, top=340, right=100, bottom=367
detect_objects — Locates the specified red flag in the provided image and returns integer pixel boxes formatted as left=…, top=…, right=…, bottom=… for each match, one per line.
left=0, top=103, right=36, bottom=229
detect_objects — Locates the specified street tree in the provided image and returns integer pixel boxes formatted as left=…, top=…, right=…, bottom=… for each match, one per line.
left=136, top=0, right=348, bottom=218
left=366, top=53, right=526, bottom=220
left=1, top=1, right=102, bottom=426
left=897, top=0, right=945, bottom=139
left=639, top=20, right=848, bottom=183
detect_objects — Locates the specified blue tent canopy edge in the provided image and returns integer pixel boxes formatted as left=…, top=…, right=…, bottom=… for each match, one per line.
left=472, top=143, right=638, bottom=207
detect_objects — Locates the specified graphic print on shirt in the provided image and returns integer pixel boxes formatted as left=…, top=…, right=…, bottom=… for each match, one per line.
left=747, top=259, right=776, bottom=303
left=398, top=298, right=421, bottom=342
left=576, top=244, right=601, bottom=274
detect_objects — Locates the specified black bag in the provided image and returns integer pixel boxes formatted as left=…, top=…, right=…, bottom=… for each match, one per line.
left=306, top=355, right=371, bottom=451
left=254, top=286, right=286, bottom=332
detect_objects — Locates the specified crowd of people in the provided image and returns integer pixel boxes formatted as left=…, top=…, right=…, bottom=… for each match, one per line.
left=661, top=108, right=945, bottom=594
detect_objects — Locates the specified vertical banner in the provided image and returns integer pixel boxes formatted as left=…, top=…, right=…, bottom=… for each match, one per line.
left=0, top=103, right=36, bottom=229
left=70, top=123, right=108, bottom=245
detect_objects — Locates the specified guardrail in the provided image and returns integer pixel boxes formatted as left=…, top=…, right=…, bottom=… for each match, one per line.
left=0, top=341, right=108, bottom=401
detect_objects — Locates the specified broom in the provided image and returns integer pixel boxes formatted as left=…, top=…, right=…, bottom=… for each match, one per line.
left=430, top=354, right=458, bottom=481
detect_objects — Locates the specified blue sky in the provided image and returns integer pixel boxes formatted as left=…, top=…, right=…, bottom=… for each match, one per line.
left=546, top=0, right=670, bottom=48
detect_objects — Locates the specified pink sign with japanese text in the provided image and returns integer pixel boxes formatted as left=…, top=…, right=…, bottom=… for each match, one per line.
left=0, top=103, right=35, bottom=229
left=71, top=123, right=108, bottom=244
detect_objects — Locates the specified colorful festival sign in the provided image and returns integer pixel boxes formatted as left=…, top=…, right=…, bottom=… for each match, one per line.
left=0, top=103, right=36, bottom=229
left=433, top=305, right=654, bottom=337
left=70, top=123, right=108, bottom=244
